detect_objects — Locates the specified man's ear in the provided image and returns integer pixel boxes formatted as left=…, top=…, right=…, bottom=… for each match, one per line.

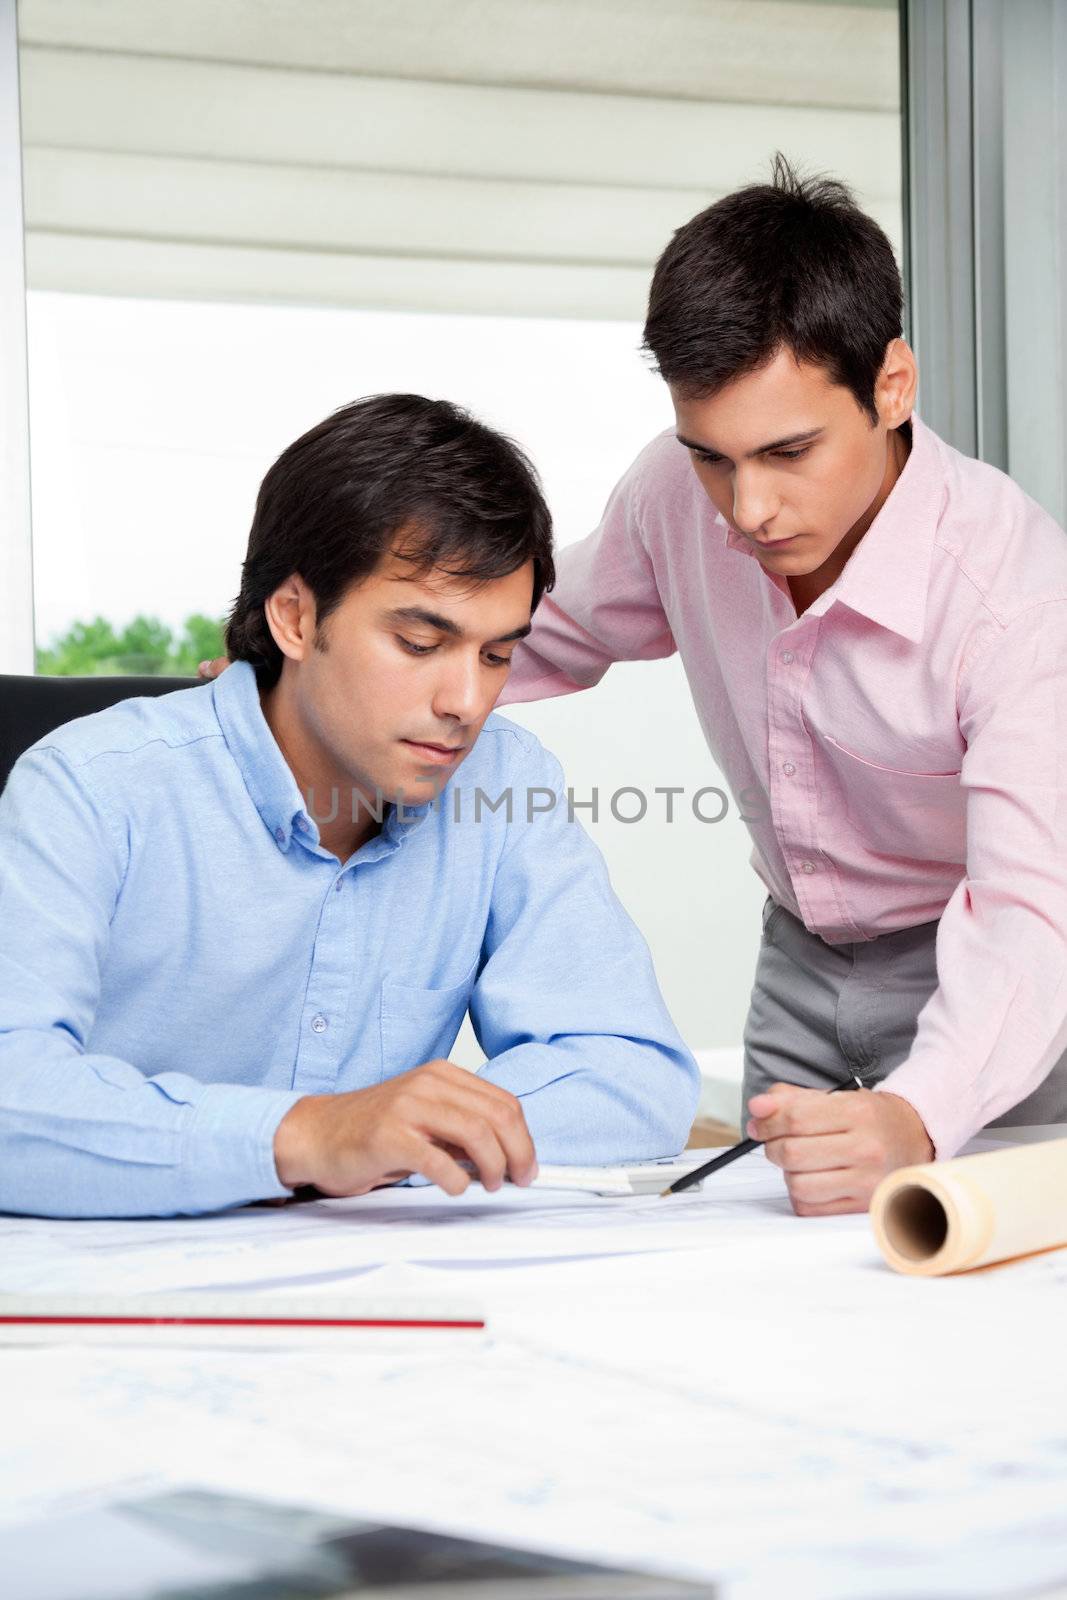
left=264, top=575, right=317, bottom=665
left=875, top=338, right=918, bottom=429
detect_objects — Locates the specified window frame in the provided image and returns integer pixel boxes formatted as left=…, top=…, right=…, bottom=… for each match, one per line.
left=0, top=0, right=33, bottom=674
left=4, top=2, right=1060, bottom=674
left=903, top=0, right=1066, bottom=519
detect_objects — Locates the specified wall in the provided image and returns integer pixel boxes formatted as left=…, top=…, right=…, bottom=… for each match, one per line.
left=15, top=0, right=902, bottom=1063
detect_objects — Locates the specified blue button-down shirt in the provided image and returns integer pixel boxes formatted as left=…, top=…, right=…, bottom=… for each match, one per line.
left=0, top=662, right=698, bottom=1217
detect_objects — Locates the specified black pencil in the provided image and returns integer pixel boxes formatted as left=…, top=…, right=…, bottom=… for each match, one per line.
left=660, top=1074, right=864, bottom=1196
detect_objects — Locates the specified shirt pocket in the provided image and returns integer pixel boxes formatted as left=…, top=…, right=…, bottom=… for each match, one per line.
left=379, top=962, right=478, bottom=1082
left=820, top=736, right=966, bottom=864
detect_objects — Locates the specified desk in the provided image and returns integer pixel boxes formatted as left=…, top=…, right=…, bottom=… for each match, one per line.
left=2, top=1145, right=1067, bottom=1599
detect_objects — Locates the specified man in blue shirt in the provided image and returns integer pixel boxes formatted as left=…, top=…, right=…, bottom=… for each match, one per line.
left=0, top=394, right=698, bottom=1219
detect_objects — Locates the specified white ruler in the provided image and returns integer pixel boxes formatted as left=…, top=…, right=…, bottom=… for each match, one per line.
left=0, top=1292, right=485, bottom=1343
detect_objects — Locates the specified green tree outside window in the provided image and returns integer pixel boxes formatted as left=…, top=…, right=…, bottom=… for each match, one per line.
left=36, top=613, right=227, bottom=677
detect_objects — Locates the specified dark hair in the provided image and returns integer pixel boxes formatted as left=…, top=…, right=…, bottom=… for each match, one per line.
left=642, top=154, right=903, bottom=422
left=227, top=393, right=555, bottom=688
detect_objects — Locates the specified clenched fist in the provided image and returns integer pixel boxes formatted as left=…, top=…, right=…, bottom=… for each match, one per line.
left=747, top=1082, right=934, bottom=1215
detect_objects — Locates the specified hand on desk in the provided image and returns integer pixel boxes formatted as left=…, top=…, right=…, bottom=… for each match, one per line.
left=747, top=1083, right=934, bottom=1216
left=274, top=1059, right=538, bottom=1198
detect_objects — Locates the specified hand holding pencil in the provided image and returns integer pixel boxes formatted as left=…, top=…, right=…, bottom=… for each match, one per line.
left=662, top=1076, right=862, bottom=1197
left=663, top=1074, right=935, bottom=1216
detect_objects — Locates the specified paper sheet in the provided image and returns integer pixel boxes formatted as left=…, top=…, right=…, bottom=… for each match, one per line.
left=5, top=1145, right=1067, bottom=1599
left=3, top=1325, right=1067, bottom=1600
left=0, top=1156, right=794, bottom=1296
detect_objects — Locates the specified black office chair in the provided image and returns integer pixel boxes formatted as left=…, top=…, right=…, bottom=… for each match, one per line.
left=0, top=675, right=196, bottom=795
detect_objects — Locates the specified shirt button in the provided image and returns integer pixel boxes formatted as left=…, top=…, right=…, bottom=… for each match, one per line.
left=780, top=650, right=796, bottom=665
left=782, top=762, right=796, bottom=777
left=310, top=1014, right=328, bottom=1033
left=274, top=826, right=286, bottom=845
left=800, top=860, right=816, bottom=874
left=295, top=817, right=308, bottom=833
left=334, top=878, right=343, bottom=892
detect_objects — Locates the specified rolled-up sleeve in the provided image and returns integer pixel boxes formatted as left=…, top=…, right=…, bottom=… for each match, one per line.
left=876, top=600, right=1067, bottom=1155
left=469, top=743, right=700, bottom=1162
left=502, top=453, right=676, bottom=705
left=0, top=749, right=300, bottom=1218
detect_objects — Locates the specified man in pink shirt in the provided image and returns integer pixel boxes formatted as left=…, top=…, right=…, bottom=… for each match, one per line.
left=498, top=159, right=1067, bottom=1213
left=202, top=161, right=1067, bottom=1214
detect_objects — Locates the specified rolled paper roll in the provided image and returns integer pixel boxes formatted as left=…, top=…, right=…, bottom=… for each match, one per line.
left=870, top=1139, right=1067, bottom=1276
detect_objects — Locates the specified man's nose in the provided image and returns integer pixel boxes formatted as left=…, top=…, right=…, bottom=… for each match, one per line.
left=432, top=653, right=484, bottom=724
left=732, top=468, right=779, bottom=536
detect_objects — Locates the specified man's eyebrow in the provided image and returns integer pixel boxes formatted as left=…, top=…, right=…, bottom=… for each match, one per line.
left=676, top=427, right=825, bottom=459
left=383, top=605, right=532, bottom=644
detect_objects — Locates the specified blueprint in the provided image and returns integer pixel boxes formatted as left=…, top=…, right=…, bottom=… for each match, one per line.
left=0, top=1155, right=817, bottom=1294
left=3, top=1320, right=1067, bottom=1600
left=3, top=1148, right=1067, bottom=1598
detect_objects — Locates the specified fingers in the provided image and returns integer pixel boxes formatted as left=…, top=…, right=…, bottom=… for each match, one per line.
left=295, top=1062, right=538, bottom=1199
left=414, top=1061, right=537, bottom=1187
left=785, top=1167, right=861, bottom=1213
left=197, top=657, right=230, bottom=680
left=746, top=1087, right=794, bottom=1123
left=745, top=1083, right=879, bottom=1217
left=413, top=1142, right=475, bottom=1198
left=422, top=1103, right=512, bottom=1193
left=422, top=1057, right=518, bottom=1112
left=760, top=1133, right=850, bottom=1174
left=747, top=1082, right=863, bottom=1141
left=473, top=1081, right=537, bottom=1186
left=790, top=1190, right=866, bottom=1218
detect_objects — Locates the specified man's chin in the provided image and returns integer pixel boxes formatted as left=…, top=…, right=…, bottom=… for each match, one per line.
left=389, top=743, right=473, bottom=802
left=754, top=541, right=825, bottom=571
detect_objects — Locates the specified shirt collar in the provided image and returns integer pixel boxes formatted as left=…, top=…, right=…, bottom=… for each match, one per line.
left=723, top=415, right=945, bottom=644
left=212, top=661, right=308, bottom=852
left=212, top=660, right=431, bottom=855
left=825, top=416, right=944, bottom=643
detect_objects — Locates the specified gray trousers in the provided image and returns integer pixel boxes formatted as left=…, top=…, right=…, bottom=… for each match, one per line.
left=743, top=898, right=1067, bottom=1130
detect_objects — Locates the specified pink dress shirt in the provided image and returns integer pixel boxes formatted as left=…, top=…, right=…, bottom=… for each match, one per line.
left=500, top=415, right=1067, bottom=1157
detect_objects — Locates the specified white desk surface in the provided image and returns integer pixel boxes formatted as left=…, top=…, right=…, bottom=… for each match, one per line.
left=3, top=1140, right=1067, bottom=1600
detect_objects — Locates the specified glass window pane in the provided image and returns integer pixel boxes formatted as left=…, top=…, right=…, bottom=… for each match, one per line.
left=18, top=0, right=902, bottom=672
